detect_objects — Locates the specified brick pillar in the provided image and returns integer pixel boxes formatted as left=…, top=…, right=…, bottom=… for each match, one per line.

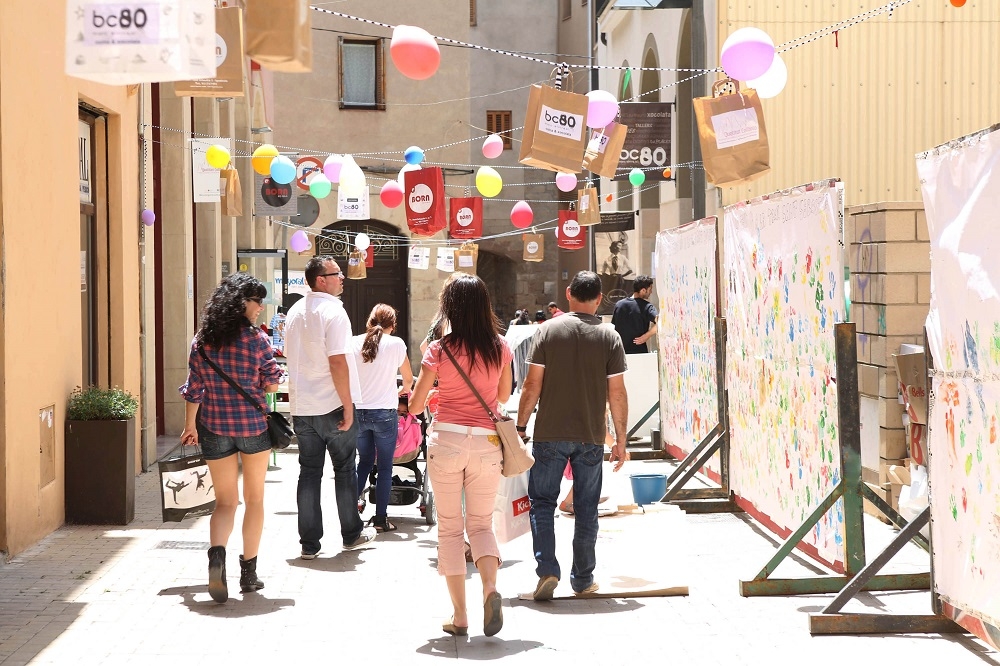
left=848, top=202, right=930, bottom=510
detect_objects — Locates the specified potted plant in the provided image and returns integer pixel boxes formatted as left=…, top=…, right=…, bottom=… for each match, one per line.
left=65, top=386, right=139, bottom=525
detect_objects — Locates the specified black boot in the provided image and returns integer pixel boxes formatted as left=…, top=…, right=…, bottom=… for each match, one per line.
left=239, top=555, right=265, bottom=593
left=207, top=546, right=228, bottom=603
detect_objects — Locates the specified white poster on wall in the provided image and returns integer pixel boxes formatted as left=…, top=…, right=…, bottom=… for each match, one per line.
left=273, top=269, right=309, bottom=296
left=190, top=137, right=229, bottom=203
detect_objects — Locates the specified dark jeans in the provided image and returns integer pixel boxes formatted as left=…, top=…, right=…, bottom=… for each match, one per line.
left=528, top=441, right=604, bottom=592
left=294, top=407, right=364, bottom=552
left=355, top=408, right=398, bottom=519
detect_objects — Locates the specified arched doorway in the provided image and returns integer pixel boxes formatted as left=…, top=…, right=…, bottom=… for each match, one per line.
left=316, top=220, right=410, bottom=348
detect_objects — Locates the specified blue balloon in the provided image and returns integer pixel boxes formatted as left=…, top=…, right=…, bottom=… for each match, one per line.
left=270, top=155, right=296, bottom=185
left=404, top=146, right=424, bottom=165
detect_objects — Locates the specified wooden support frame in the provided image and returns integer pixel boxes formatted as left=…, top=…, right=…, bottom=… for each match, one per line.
left=658, top=318, right=737, bottom=512
left=739, top=323, right=930, bottom=597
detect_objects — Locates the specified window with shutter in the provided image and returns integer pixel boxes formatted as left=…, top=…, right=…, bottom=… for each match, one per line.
left=339, top=38, right=386, bottom=110
left=486, top=111, right=513, bottom=150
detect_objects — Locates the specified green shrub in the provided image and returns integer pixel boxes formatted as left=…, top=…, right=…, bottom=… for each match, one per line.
left=67, top=386, right=139, bottom=421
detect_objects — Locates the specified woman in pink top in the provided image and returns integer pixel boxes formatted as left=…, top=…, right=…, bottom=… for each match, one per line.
left=409, top=274, right=513, bottom=638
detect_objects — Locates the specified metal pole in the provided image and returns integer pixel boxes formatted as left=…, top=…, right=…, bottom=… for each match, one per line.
left=588, top=0, right=597, bottom=273
left=835, top=322, right=867, bottom=576
left=691, top=0, right=707, bottom=221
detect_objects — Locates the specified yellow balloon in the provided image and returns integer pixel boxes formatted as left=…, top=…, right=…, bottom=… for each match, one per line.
left=476, top=166, right=502, bottom=198
left=252, top=144, right=279, bottom=176
left=205, top=144, right=230, bottom=169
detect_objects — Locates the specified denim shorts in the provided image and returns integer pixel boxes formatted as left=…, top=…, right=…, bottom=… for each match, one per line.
left=196, top=422, right=272, bottom=461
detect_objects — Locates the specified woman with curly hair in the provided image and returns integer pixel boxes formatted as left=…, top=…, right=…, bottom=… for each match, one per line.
left=351, top=303, right=414, bottom=532
left=179, top=273, right=283, bottom=604
left=409, top=274, right=513, bottom=637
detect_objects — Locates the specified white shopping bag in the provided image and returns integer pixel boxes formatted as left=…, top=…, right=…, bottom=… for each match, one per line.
left=493, top=472, right=531, bottom=543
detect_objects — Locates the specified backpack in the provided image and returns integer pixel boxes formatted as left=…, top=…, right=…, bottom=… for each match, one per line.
left=394, top=414, right=422, bottom=464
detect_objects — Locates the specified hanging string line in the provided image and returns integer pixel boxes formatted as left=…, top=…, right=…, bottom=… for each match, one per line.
left=775, top=0, right=913, bottom=53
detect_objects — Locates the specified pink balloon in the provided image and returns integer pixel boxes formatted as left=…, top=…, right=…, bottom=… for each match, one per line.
left=482, top=134, right=504, bottom=159
left=586, top=90, right=619, bottom=129
left=390, top=25, right=441, bottom=80
left=555, top=172, right=577, bottom=193
left=290, top=230, right=311, bottom=253
left=379, top=180, right=404, bottom=208
left=141, top=209, right=156, bottom=226
left=720, top=27, right=775, bottom=82
left=323, top=154, right=343, bottom=183
left=510, top=201, right=533, bottom=229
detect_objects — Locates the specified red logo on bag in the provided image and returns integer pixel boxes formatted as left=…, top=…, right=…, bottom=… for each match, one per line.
left=512, top=496, right=531, bottom=516
left=405, top=166, right=447, bottom=237
left=557, top=210, right=586, bottom=250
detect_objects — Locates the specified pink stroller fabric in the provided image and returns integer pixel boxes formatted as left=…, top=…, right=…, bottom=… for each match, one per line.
left=394, top=414, right=422, bottom=464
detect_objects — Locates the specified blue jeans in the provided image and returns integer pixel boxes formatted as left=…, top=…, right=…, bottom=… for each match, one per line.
left=355, top=408, right=399, bottom=519
left=293, top=407, right=364, bottom=552
left=528, top=441, right=604, bottom=592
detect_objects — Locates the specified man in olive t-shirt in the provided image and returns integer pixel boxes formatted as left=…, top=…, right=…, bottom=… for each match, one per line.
left=517, top=271, right=629, bottom=600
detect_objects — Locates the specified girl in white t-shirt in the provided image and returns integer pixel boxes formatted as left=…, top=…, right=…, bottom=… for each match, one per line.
left=351, top=304, right=414, bottom=532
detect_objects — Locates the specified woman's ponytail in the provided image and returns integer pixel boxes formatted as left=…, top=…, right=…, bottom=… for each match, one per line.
left=360, top=304, right=397, bottom=363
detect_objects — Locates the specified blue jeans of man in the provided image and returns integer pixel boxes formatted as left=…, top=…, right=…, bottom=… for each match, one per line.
left=294, top=407, right=364, bottom=553
left=355, top=408, right=398, bottom=520
left=528, top=441, right=604, bottom=592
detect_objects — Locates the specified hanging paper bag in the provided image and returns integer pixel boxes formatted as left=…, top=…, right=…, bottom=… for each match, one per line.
left=220, top=164, right=243, bottom=217
left=523, top=234, right=544, bottom=262
left=174, top=7, right=246, bottom=97
left=66, top=0, right=216, bottom=85
left=692, top=79, right=770, bottom=186
left=583, top=122, right=629, bottom=178
left=159, top=445, right=216, bottom=523
left=518, top=70, right=589, bottom=174
left=557, top=210, right=586, bottom=250
left=408, top=246, right=430, bottom=270
left=347, top=250, right=367, bottom=279
left=364, top=246, right=374, bottom=268
left=493, top=471, right=531, bottom=543
left=577, top=186, right=601, bottom=226
left=246, top=0, right=313, bottom=73
left=456, top=242, right=479, bottom=274
left=449, top=197, right=483, bottom=239
left=405, top=167, right=447, bottom=237
left=436, top=248, right=455, bottom=272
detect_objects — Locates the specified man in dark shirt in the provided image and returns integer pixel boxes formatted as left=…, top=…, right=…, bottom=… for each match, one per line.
left=611, top=275, right=658, bottom=354
left=517, top=271, right=629, bottom=600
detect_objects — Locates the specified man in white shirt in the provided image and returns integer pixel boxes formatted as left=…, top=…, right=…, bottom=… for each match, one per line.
left=284, top=255, right=376, bottom=558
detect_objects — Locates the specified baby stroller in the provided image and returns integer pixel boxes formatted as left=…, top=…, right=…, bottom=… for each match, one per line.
left=361, top=409, right=437, bottom=526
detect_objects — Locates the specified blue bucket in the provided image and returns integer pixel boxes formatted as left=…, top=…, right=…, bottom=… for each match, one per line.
left=630, top=474, right=667, bottom=505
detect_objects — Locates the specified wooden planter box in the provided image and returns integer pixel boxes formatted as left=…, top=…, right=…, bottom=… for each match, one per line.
left=65, top=419, right=135, bottom=525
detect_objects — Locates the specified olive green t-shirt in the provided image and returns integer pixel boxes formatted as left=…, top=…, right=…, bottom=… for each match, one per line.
left=527, top=312, right=627, bottom=444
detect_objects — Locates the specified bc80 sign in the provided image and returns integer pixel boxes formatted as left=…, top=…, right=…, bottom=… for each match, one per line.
left=84, top=3, right=160, bottom=45
left=621, top=146, right=669, bottom=168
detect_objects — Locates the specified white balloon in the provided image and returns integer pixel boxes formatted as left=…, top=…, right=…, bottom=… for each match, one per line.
left=747, top=53, right=788, bottom=99
left=355, top=232, right=371, bottom=252
left=397, top=163, right=422, bottom=187
left=339, top=155, right=367, bottom=197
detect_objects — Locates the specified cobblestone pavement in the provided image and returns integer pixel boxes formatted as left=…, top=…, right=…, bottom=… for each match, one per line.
left=1, top=449, right=997, bottom=665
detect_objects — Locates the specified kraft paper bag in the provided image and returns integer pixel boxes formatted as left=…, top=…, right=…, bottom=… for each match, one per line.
left=523, top=234, right=544, bottom=262
left=577, top=186, right=601, bottom=226
left=455, top=242, right=479, bottom=274
left=583, top=122, right=628, bottom=178
left=220, top=164, right=243, bottom=217
left=518, top=72, right=589, bottom=174
left=246, top=0, right=313, bottom=73
left=346, top=250, right=367, bottom=279
left=693, top=79, right=770, bottom=187
left=174, top=7, right=246, bottom=97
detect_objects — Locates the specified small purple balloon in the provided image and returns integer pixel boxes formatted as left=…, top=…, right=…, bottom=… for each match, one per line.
left=290, top=230, right=311, bottom=253
left=141, top=209, right=156, bottom=226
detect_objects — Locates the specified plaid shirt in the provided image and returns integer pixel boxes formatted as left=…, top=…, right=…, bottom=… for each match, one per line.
left=179, top=327, right=283, bottom=437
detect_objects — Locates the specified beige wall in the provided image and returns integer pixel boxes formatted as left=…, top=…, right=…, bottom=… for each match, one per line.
left=0, top=0, right=142, bottom=556
left=717, top=3, right=1000, bottom=208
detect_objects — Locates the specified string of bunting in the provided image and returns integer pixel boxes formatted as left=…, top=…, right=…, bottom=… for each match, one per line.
left=776, top=0, right=913, bottom=53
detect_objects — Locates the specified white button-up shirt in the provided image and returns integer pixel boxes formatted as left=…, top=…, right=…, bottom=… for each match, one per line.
left=283, top=291, right=361, bottom=416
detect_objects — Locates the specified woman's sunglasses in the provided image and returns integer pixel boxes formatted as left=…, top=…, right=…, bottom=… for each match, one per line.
left=246, top=297, right=263, bottom=305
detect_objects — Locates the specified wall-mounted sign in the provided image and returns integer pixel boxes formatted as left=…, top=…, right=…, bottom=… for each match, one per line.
left=615, top=102, right=672, bottom=181
left=79, top=120, right=93, bottom=204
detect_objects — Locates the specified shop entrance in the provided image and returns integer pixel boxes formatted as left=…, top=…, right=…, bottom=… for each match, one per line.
left=316, top=220, right=410, bottom=347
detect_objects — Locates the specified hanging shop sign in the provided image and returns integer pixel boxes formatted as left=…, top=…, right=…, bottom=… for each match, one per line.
left=190, top=137, right=230, bottom=203
left=174, top=7, right=245, bottom=97
left=253, top=153, right=299, bottom=216
left=337, top=187, right=370, bottom=220
left=615, top=102, right=673, bottom=181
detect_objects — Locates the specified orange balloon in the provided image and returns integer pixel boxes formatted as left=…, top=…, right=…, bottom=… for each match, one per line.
left=949, top=0, right=966, bottom=6
left=662, top=168, right=672, bottom=179
left=605, top=194, right=614, bottom=203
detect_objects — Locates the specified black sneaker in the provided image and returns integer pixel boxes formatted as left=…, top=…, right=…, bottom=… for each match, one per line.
left=207, top=546, right=228, bottom=603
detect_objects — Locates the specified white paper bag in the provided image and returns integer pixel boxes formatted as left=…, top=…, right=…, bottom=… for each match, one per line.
left=408, top=246, right=430, bottom=270
left=66, top=0, right=217, bottom=85
left=337, top=186, right=370, bottom=220
left=436, top=248, right=455, bottom=272
left=493, top=472, right=531, bottom=543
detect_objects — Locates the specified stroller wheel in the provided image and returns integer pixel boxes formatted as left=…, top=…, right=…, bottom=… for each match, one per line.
left=424, top=492, right=437, bottom=526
